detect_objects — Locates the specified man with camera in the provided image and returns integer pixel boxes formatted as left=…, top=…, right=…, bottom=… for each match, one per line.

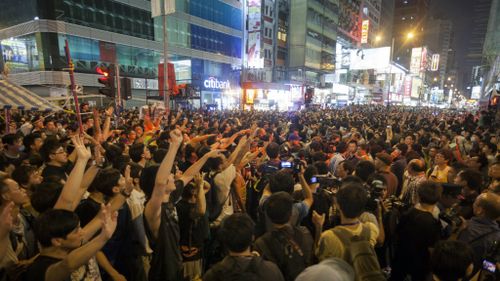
left=457, top=192, right=500, bottom=276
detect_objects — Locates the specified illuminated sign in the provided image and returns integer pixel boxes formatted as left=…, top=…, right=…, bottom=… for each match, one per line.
left=410, top=47, right=422, bottom=74
left=204, top=77, right=231, bottom=90
left=471, top=86, right=481, bottom=100
left=431, top=54, right=440, bottom=71
left=349, top=47, right=391, bottom=70
left=361, top=20, right=370, bottom=44
left=246, top=0, right=263, bottom=68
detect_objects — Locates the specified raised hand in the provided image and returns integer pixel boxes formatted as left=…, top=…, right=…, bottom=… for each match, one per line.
left=72, top=135, right=92, bottom=161
left=312, top=210, right=325, bottom=227
left=205, top=149, right=225, bottom=159
left=99, top=204, right=118, bottom=240
left=169, top=129, right=183, bottom=145
left=124, top=165, right=134, bottom=193
left=194, top=173, right=203, bottom=189
left=105, top=107, right=114, bottom=117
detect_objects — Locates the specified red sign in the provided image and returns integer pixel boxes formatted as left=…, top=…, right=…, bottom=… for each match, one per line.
left=158, top=63, right=176, bottom=97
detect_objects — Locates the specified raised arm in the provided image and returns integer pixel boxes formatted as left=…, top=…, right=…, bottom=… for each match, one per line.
left=194, top=173, right=206, bottom=215
left=180, top=149, right=223, bottom=186
left=54, top=135, right=92, bottom=211
left=0, top=202, right=14, bottom=258
left=102, top=107, right=113, bottom=141
left=46, top=204, right=117, bottom=281
left=298, top=169, right=314, bottom=208
left=144, top=129, right=183, bottom=239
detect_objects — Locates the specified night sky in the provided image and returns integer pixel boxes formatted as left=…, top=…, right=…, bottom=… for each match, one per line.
left=430, top=0, right=474, bottom=86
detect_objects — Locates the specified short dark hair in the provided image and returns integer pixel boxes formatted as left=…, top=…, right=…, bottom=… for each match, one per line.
left=140, top=165, right=160, bottom=200
left=355, top=160, right=376, bottom=183
left=339, top=160, right=355, bottom=175
left=437, top=149, right=453, bottom=162
left=12, top=165, right=37, bottom=187
left=266, top=192, right=293, bottom=225
left=457, top=169, right=483, bottom=192
left=31, top=181, right=63, bottom=213
left=431, top=240, right=473, bottom=281
left=417, top=181, right=442, bottom=205
left=313, top=161, right=329, bottom=175
left=396, top=143, right=408, bottom=156
left=337, top=183, right=367, bottom=219
left=39, top=139, right=62, bottom=163
left=219, top=213, right=255, bottom=253
left=23, top=132, right=42, bottom=152
left=336, top=142, right=348, bottom=153
left=89, top=168, right=121, bottom=197
left=269, top=170, right=295, bottom=194
left=34, top=209, right=80, bottom=247
left=153, top=148, right=168, bottom=164
left=408, top=160, right=426, bottom=173
left=129, top=143, right=146, bottom=163
left=2, top=134, right=20, bottom=146
left=477, top=194, right=500, bottom=220
left=266, top=142, right=280, bottom=159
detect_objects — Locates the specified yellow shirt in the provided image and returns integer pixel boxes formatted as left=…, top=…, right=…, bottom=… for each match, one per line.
left=316, top=222, right=379, bottom=262
left=430, top=165, right=452, bottom=183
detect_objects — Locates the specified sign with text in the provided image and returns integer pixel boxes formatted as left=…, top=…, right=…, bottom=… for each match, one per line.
left=431, top=54, right=440, bottom=71
left=361, top=20, right=369, bottom=44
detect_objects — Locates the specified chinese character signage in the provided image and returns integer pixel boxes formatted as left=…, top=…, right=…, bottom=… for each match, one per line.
left=361, top=20, right=369, bottom=44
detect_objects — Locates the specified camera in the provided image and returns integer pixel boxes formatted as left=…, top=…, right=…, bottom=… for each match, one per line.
left=384, top=195, right=407, bottom=211
left=293, top=158, right=303, bottom=174
left=316, top=176, right=341, bottom=197
left=479, top=240, right=499, bottom=281
left=439, top=206, right=463, bottom=228
left=281, top=161, right=292, bottom=168
left=365, top=179, right=386, bottom=213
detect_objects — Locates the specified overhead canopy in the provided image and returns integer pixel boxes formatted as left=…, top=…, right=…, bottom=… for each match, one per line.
left=0, top=79, right=62, bottom=111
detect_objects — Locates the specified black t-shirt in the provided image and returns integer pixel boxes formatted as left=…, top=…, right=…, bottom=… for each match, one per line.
left=42, top=162, right=74, bottom=181
left=392, top=207, right=441, bottom=280
left=75, top=197, right=101, bottom=227
left=176, top=199, right=209, bottom=261
left=23, top=255, right=67, bottom=281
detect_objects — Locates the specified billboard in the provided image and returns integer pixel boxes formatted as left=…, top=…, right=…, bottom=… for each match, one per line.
left=247, top=32, right=263, bottom=68
left=411, top=77, right=422, bottom=98
left=410, top=47, right=422, bottom=74
left=361, top=20, right=369, bottom=44
left=471, top=86, right=481, bottom=100
left=349, top=47, right=390, bottom=70
left=431, top=54, right=440, bottom=71
left=151, top=0, right=175, bottom=17
left=246, top=0, right=263, bottom=68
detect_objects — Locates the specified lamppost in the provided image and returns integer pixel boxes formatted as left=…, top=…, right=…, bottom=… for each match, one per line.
left=376, top=32, right=415, bottom=105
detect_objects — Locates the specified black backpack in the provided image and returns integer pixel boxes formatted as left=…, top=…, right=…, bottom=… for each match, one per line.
left=256, top=227, right=310, bottom=281
left=210, top=256, right=262, bottom=281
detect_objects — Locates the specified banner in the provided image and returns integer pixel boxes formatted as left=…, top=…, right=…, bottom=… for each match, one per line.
left=361, top=20, right=369, bottom=44
left=151, top=0, right=176, bottom=17
left=410, top=47, right=422, bottom=75
left=431, top=54, right=440, bottom=71
left=158, top=63, right=176, bottom=97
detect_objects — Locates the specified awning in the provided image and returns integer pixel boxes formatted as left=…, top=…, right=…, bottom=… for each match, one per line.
left=0, top=79, right=62, bottom=111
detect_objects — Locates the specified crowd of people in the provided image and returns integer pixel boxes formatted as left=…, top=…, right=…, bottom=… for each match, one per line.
left=0, top=104, right=499, bottom=281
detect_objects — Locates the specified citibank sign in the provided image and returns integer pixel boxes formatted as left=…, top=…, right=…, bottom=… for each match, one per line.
left=204, top=77, right=231, bottom=90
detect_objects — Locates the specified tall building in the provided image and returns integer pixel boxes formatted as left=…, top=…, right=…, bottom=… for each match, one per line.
left=425, top=17, right=453, bottom=88
left=288, top=0, right=338, bottom=84
left=0, top=0, right=244, bottom=109
left=379, top=0, right=395, bottom=47
left=360, top=0, right=382, bottom=47
left=337, top=0, right=362, bottom=46
left=462, top=0, right=492, bottom=93
left=392, top=0, right=430, bottom=69
left=481, top=0, right=500, bottom=100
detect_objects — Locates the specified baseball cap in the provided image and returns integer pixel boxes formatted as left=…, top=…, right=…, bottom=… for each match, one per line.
left=295, top=258, right=355, bottom=281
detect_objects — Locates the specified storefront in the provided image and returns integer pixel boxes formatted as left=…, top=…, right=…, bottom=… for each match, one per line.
left=242, top=82, right=302, bottom=111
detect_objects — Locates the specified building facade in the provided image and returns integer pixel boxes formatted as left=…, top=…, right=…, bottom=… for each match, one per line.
left=0, top=0, right=244, bottom=109
left=392, top=0, right=430, bottom=69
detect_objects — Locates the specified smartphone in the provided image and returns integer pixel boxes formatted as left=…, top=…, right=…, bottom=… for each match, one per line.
left=281, top=161, right=292, bottom=168
left=310, top=176, right=318, bottom=184
left=482, top=259, right=496, bottom=274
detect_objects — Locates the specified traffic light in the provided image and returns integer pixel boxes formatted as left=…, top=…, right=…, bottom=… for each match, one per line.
left=96, top=65, right=115, bottom=98
left=120, top=77, right=132, bottom=100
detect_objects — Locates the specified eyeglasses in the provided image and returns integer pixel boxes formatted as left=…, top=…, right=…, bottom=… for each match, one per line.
left=52, top=150, right=66, bottom=155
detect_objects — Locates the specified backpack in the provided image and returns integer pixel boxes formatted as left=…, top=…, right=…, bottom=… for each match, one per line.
left=247, top=163, right=280, bottom=221
left=256, top=226, right=310, bottom=281
left=210, top=256, right=261, bottom=281
left=331, top=225, right=386, bottom=281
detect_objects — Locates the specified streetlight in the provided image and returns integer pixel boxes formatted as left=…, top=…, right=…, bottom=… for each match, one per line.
left=447, top=77, right=452, bottom=81
left=375, top=35, right=382, bottom=43
left=407, top=32, right=415, bottom=40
